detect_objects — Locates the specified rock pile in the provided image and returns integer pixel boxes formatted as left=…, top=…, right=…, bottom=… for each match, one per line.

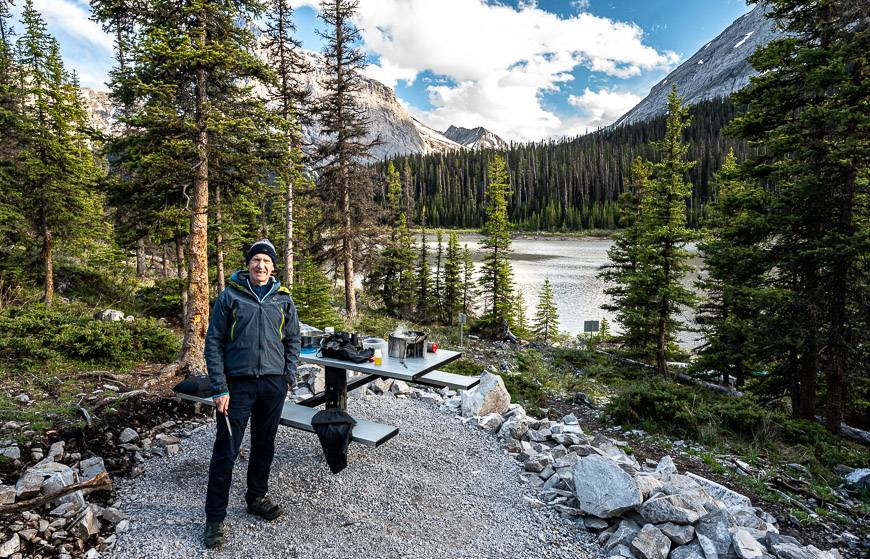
left=425, top=370, right=847, bottom=559
left=1, top=415, right=204, bottom=558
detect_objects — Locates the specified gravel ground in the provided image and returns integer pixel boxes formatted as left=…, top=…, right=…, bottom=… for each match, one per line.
left=108, top=391, right=597, bottom=559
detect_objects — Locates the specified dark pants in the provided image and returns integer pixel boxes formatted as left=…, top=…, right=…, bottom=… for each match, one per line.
left=205, top=375, right=287, bottom=523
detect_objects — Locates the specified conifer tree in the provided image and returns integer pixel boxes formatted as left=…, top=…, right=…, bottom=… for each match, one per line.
left=513, top=291, right=529, bottom=338
left=461, top=244, right=477, bottom=316
left=640, top=87, right=697, bottom=377
left=442, top=232, right=462, bottom=324
left=433, top=231, right=444, bottom=319
left=369, top=162, right=415, bottom=316
left=314, top=0, right=378, bottom=318
left=263, top=0, right=311, bottom=286
left=416, top=227, right=433, bottom=321
left=730, top=0, right=870, bottom=430
left=478, top=155, right=515, bottom=334
left=599, top=156, right=657, bottom=358
left=0, top=0, right=21, bottom=262
left=292, top=259, right=342, bottom=329
left=694, top=150, right=770, bottom=387
left=107, top=0, right=278, bottom=372
left=533, top=278, right=559, bottom=343
left=15, top=2, right=103, bottom=304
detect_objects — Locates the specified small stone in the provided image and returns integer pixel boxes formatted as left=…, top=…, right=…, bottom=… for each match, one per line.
left=0, top=485, right=14, bottom=504
left=671, top=542, right=706, bottom=559
left=0, top=446, right=20, bottom=460
left=100, top=507, right=127, bottom=524
left=165, top=444, right=180, bottom=456
left=582, top=516, right=610, bottom=531
left=15, top=472, right=44, bottom=499
left=478, top=413, right=504, bottom=432
left=115, top=519, right=129, bottom=532
left=69, top=506, right=101, bottom=540
left=687, top=472, right=752, bottom=513
left=77, top=457, right=106, bottom=482
left=118, top=428, right=139, bottom=444
left=0, top=534, right=19, bottom=558
left=655, top=455, right=678, bottom=475
left=156, top=434, right=181, bottom=446
left=630, top=524, right=671, bottom=559
left=389, top=380, right=410, bottom=395
left=696, top=509, right=736, bottom=558
left=604, top=519, right=641, bottom=552
left=639, top=494, right=707, bottom=525
left=14, top=393, right=30, bottom=404
left=732, top=528, right=766, bottom=559
left=659, top=522, right=694, bottom=545
left=573, top=455, right=643, bottom=518
left=17, top=529, right=37, bottom=542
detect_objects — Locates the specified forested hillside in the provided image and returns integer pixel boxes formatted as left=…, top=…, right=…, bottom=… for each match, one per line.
left=381, top=98, right=746, bottom=230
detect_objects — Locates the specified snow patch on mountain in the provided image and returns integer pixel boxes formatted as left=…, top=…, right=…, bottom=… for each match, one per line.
left=443, top=125, right=508, bottom=150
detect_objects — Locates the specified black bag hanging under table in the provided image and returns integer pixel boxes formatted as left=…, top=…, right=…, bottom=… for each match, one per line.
left=311, top=408, right=357, bottom=474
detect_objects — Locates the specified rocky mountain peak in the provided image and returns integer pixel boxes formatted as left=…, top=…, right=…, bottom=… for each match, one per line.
left=443, top=125, right=508, bottom=150
left=611, top=2, right=784, bottom=128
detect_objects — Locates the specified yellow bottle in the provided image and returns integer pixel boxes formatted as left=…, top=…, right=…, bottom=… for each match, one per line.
left=373, top=349, right=383, bottom=365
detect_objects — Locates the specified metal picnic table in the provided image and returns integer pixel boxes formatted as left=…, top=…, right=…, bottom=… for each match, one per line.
left=176, top=347, right=478, bottom=447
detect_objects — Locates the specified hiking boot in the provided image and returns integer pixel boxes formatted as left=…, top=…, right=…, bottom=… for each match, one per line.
left=246, top=495, right=282, bottom=520
left=203, top=522, right=225, bottom=549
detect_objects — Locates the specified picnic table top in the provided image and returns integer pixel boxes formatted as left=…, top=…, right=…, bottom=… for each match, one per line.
left=299, top=349, right=462, bottom=382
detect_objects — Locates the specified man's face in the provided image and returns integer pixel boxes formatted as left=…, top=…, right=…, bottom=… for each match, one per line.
left=248, top=254, right=274, bottom=286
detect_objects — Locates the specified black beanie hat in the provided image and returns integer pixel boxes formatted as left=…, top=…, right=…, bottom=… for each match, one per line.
left=245, top=239, right=278, bottom=266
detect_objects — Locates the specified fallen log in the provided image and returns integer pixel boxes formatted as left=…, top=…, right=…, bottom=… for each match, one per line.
left=0, top=472, right=111, bottom=515
left=594, top=350, right=744, bottom=396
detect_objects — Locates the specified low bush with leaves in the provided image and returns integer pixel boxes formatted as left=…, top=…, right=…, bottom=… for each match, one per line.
left=0, top=302, right=180, bottom=371
left=606, top=379, right=869, bottom=476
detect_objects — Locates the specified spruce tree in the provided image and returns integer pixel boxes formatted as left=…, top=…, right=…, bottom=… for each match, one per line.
left=533, top=277, right=559, bottom=343
left=442, top=232, right=462, bottom=325
left=293, top=259, right=342, bottom=329
left=694, top=150, right=770, bottom=387
left=106, top=0, right=278, bottom=372
left=478, top=155, right=515, bottom=334
left=433, top=231, right=444, bottom=319
left=263, top=0, right=311, bottom=286
left=640, top=87, right=697, bottom=377
left=416, top=227, right=433, bottom=321
left=314, top=0, right=378, bottom=318
left=370, top=162, right=415, bottom=316
left=513, top=291, right=529, bottom=337
left=729, top=0, right=870, bottom=430
left=461, top=244, right=477, bottom=317
left=0, top=0, right=21, bottom=266
left=599, top=156, right=657, bottom=358
left=15, top=2, right=103, bottom=304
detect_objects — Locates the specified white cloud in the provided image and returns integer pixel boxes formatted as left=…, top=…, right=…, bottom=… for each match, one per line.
left=33, top=0, right=114, bottom=53
left=567, top=88, right=642, bottom=129
left=347, top=0, right=677, bottom=141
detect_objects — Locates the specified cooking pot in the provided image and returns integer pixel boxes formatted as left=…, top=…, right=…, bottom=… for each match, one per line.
left=300, top=328, right=327, bottom=349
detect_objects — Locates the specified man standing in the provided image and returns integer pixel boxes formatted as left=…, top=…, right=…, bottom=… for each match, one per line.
left=203, top=239, right=300, bottom=548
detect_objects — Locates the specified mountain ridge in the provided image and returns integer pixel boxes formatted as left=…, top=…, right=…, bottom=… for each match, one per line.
left=611, top=3, right=783, bottom=128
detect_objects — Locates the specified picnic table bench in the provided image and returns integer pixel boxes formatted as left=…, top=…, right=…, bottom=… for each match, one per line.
left=175, top=348, right=479, bottom=447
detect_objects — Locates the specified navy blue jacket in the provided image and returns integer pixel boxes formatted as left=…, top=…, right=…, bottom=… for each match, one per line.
left=205, top=271, right=301, bottom=396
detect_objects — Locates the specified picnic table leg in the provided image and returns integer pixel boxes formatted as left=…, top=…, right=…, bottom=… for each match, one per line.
left=324, top=365, right=347, bottom=410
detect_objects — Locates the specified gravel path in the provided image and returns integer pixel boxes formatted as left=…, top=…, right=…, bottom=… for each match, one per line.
left=108, top=391, right=596, bottom=559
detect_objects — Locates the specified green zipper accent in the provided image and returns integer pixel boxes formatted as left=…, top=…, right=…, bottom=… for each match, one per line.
left=279, top=309, right=285, bottom=338
left=230, top=308, right=237, bottom=341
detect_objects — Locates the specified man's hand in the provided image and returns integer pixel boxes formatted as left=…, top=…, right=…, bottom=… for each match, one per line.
left=213, top=394, right=230, bottom=415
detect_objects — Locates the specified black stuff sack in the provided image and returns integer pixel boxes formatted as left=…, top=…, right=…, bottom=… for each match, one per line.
left=319, top=332, right=374, bottom=363
left=173, top=374, right=212, bottom=398
left=311, top=408, right=357, bottom=474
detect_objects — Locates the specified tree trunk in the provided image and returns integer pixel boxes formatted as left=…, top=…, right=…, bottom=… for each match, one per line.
left=178, top=20, right=211, bottom=375
left=162, top=245, right=169, bottom=278
left=41, top=213, right=53, bottom=307
left=136, top=237, right=146, bottom=278
left=795, top=336, right=818, bottom=421
left=175, top=235, right=187, bottom=315
left=215, top=186, right=225, bottom=293
left=284, top=176, right=294, bottom=286
left=342, top=174, right=356, bottom=318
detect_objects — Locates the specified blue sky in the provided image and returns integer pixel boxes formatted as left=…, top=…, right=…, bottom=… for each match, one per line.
left=12, top=0, right=751, bottom=140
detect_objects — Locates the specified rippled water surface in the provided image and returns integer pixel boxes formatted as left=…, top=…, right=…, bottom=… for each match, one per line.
left=428, top=233, right=701, bottom=349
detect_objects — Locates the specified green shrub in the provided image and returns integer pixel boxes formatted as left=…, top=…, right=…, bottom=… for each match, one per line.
left=55, top=261, right=135, bottom=311
left=605, top=379, right=869, bottom=472
left=0, top=303, right=180, bottom=371
left=135, top=278, right=185, bottom=322
left=441, top=358, right=486, bottom=378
